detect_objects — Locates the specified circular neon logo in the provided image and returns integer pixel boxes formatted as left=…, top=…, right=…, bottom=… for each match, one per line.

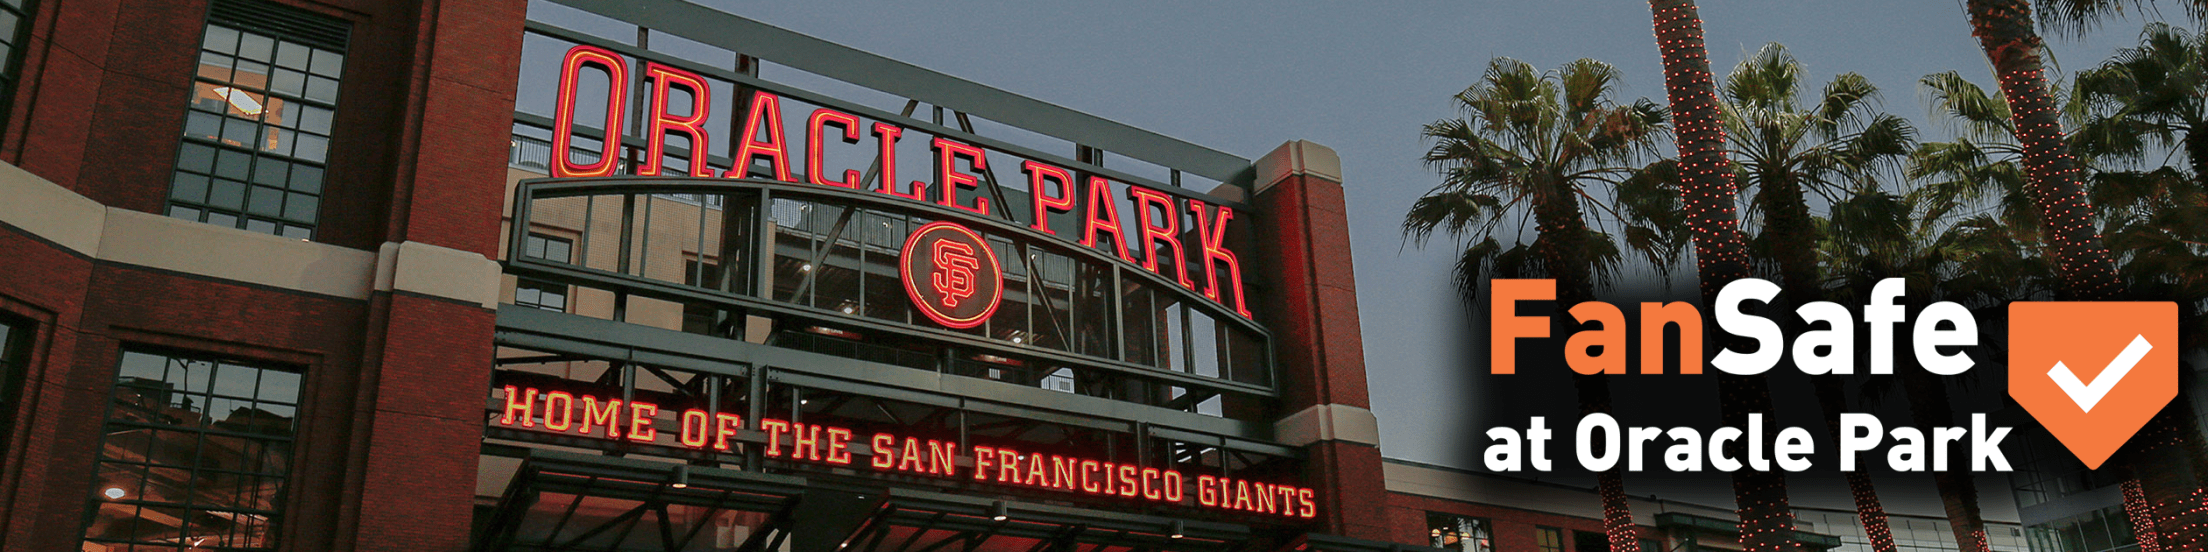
left=900, top=221, right=1003, bottom=329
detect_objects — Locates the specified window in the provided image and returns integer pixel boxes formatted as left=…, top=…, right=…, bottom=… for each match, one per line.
left=515, top=233, right=572, bottom=312
left=168, top=0, right=348, bottom=239
left=0, top=316, right=29, bottom=469
left=1428, top=513, right=1493, bottom=552
left=1573, top=530, right=1607, bottom=552
left=514, top=280, right=568, bottom=312
left=0, top=0, right=36, bottom=133
left=521, top=233, right=572, bottom=262
left=1535, top=527, right=1564, bottom=552
left=83, top=350, right=304, bottom=551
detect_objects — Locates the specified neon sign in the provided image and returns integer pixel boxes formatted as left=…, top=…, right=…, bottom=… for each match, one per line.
left=901, top=221, right=1002, bottom=328
left=549, top=45, right=1252, bottom=319
left=498, top=386, right=1316, bottom=518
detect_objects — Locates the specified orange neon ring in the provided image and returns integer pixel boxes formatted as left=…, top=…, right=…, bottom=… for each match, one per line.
left=899, top=221, right=1003, bottom=329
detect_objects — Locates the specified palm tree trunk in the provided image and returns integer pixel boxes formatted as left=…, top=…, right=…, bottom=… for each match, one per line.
left=1649, top=0, right=1752, bottom=298
left=1964, top=0, right=2123, bottom=298
left=2122, top=478, right=2165, bottom=552
left=1649, top=3, right=1793, bottom=551
left=1964, top=4, right=2208, bottom=548
left=1899, top=368, right=1992, bottom=552
left=1812, top=378, right=1897, bottom=552
left=1543, top=178, right=1641, bottom=552
left=2127, top=388, right=2208, bottom=550
left=1579, top=374, right=1643, bottom=552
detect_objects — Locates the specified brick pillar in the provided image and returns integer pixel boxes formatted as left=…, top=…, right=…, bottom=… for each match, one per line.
left=1250, top=140, right=1390, bottom=540
left=331, top=1, right=525, bottom=551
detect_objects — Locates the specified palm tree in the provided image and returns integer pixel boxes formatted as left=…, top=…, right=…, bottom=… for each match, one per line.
left=1960, top=0, right=2125, bottom=298
left=1912, top=72, right=2048, bottom=242
left=1718, top=43, right=1916, bottom=552
left=2069, top=24, right=2204, bottom=180
left=1922, top=58, right=2208, bottom=549
left=1408, top=57, right=1667, bottom=552
left=1825, top=180, right=2050, bottom=552
left=1721, top=43, right=1915, bottom=298
left=1647, top=4, right=1796, bottom=550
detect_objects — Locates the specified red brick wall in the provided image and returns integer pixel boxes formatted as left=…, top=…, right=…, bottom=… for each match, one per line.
left=1254, top=169, right=1392, bottom=541
left=0, top=0, right=504, bottom=252
left=0, top=0, right=526, bottom=550
left=0, top=224, right=376, bottom=551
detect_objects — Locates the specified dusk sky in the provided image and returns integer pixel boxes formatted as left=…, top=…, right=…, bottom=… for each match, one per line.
left=634, top=0, right=2167, bottom=517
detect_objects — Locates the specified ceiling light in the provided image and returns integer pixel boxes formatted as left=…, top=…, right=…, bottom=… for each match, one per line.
left=991, top=500, right=1009, bottom=522
left=209, top=86, right=264, bottom=116
left=104, top=487, right=127, bottom=500
left=1170, top=520, right=1185, bottom=539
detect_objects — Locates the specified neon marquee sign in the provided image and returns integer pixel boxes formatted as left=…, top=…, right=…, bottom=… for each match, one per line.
left=549, top=45, right=1253, bottom=320
left=498, top=386, right=1317, bottom=518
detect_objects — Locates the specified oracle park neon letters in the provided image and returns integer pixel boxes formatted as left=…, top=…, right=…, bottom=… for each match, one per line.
left=550, top=45, right=1252, bottom=319
left=498, top=386, right=1318, bottom=518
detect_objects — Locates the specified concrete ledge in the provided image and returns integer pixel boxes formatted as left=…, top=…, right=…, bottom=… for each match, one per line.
left=0, top=160, right=105, bottom=254
left=0, top=160, right=500, bottom=306
left=101, top=209, right=379, bottom=298
left=376, top=241, right=503, bottom=309
left=1253, top=140, right=1341, bottom=193
left=1273, top=403, right=1380, bottom=447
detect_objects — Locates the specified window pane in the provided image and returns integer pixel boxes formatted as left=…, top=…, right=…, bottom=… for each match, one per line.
left=171, top=173, right=210, bottom=203
left=208, top=179, right=247, bottom=210
left=246, top=185, right=283, bottom=217
left=304, top=76, right=338, bottom=103
left=178, top=142, right=218, bottom=174
left=273, top=42, right=309, bottom=70
left=237, top=32, right=274, bottom=62
left=282, top=193, right=317, bottom=223
left=203, top=25, right=240, bottom=54
left=198, top=52, right=234, bottom=82
left=309, top=50, right=343, bottom=77
left=288, top=165, right=322, bottom=193
left=270, top=68, right=305, bottom=96
left=252, top=159, right=288, bottom=186
left=185, top=112, right=222, bottom=140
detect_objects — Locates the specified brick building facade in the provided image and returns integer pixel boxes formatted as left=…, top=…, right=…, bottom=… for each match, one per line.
left=0, top=1, right=1933, bottom=552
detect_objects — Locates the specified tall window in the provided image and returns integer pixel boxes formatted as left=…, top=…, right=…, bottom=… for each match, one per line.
left=0, top=316, right=29, bottom=469
left=169, top=0, right=348, bottom=239
left=1535, top=527, right=1564, bottom=552
left=515, top=233, right=572, bottom=312
left=0, top=0, right=36, bottom=132
left=1428, top=513, right=1493, bottom=552
left=83, top=350, right=304, bottom=551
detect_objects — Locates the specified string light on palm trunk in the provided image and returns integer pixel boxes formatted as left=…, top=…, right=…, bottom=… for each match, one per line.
left=2124, top=479, right=2162, bottom=552
left=1847, top=473, right=1897, bottom=552
left=1967, top=0, right=2122, bottom=299
left=1598, top=472, right=1641, bottom=552
left=1649, top=0, right=1751, bottom=294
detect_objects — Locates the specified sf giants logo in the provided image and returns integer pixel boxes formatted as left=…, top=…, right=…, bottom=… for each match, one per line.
left=900, top=222, right=1002, bottom=329
left=931, top=240, right=980, bottom=308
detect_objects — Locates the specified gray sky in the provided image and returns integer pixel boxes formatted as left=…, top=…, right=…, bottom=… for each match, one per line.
left=686, top=0, right=2159, bottom=517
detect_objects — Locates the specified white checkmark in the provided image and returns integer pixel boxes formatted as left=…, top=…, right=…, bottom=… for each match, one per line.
left=2048, top=334, right=2154, bottom=413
